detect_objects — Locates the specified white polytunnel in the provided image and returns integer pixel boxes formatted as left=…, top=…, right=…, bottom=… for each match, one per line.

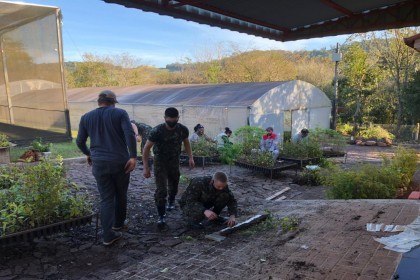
left=67, top=80, right=332, bottom=141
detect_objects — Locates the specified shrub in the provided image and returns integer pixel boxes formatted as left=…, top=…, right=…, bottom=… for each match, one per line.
left=281, top=141, right=322, bottom=159
left=383, top=147, right=418, bottom=189
left=219, top=143, right=241, bottom=165
left=190, top=140, right=218, bottom=157
left=324, top=147, right=417, bottom=199
left=0, top=157, right=92, bottom=236
left=31, top=138, right=51, bottom=152
left=283, top=131, right=292, bottom=142
left=233, top=126, right=265, bottom=155
left=359, top=125, right=395, bottom=140
left=242, top=151, right=275, bottom=167
left=0, top=134, right=9, bottom=148
left=0, top=166, right=21, bottom=190
left=336, top=123, right=353, bottom=135
left=310, top=128, right=347, bottom=152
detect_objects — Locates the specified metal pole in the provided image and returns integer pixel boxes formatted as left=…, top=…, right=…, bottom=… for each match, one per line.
left=332, top=43, right=339, bottom=130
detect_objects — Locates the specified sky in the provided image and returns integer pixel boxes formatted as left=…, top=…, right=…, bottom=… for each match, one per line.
left=7, top=0, right=349, bottom=68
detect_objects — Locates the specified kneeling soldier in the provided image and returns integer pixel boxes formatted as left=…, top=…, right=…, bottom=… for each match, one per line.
left=179, top=172, right=237, bottom=228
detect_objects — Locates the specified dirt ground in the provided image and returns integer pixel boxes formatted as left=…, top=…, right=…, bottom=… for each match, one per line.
left=0, top=144, right=419, bottom=280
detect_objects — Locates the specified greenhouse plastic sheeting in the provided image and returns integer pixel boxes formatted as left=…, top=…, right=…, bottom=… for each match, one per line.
left=0, top=2, right=70, bottom=143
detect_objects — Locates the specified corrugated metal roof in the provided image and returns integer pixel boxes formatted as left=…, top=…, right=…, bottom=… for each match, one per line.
left=67, top=81, right=290, bottom=107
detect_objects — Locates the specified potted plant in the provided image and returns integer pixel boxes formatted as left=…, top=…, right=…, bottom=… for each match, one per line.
left=0, top=133, right=11, bottom=164
left=31, top=138, right=52, bottom=158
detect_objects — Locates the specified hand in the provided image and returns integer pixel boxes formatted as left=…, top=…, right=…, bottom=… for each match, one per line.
left=204, top=210, right=217, bottom=220
left=143, top=166, right=151, bottom=178
left=189, top=158, right=195, bottom=169
left=124, top=158, right=137, bottom=174
left=227, top=215, right=236, bottom=227
left=86, top=156, right=92, bottom=166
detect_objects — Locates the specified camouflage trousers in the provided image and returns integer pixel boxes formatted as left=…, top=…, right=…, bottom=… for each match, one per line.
left=179, top=193, right=231, bottom=223
left=153, top=159, right=180, bottom=208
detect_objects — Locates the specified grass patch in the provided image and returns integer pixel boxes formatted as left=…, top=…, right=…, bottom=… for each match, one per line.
left=241, top=211, right=280, bottom=236
left=10, top=140, right=86, bottom=162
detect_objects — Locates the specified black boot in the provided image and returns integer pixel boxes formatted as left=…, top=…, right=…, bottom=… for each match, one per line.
left=166, top=198, right=176, bottom=211
left=157, top=206, right=166, bottom=225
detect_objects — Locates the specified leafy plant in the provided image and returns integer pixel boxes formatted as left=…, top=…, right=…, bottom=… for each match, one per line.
left=310, top=128, right=347, bottom=153
left=359, top=125, right=395, bottom=140
left=280, top=216, right=300, bottom=232
left=219, top=143, right=241, bottom=165
left=179, top=174, right=190, bottom=185
left=242, top=211, right=280, bottom=235
left=323, top=147, right=417, bottom=199
left=31, top=138, right=51, bottom=152
left=233, top=126, right=265, bottom=156
left=336, top=123, right=353, bottom=135
left=190, top=139, right=218, bottom=157
left=0, top=166, right=21, bottom=190
left=241, top=151, right=275, bottom=167
left=283, top=131, right=292, bottom=142
left=383, top=147, right=418, bottom=189
left=0, top=134, right=9, bottom=148
left=281, top=141, right=322, bottom=159
left=0, top=156, right=92, bottom=236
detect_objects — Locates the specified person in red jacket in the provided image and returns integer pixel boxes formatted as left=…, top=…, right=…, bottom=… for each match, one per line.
left=259, top=127, right=280, bottom=161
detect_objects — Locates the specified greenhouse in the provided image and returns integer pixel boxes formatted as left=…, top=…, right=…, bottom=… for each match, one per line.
left=67, top=80, right=331, bottom=141
left=0, top=1, right=71, bottom=144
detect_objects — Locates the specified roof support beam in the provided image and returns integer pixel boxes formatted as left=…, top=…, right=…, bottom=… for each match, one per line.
left=320, top=0, right=354, bottom=17
left=283, top=1, right=419, bottom=41
left=170, top=0, right=204, bottom=8
left=173, top=1, right=290, bottom=33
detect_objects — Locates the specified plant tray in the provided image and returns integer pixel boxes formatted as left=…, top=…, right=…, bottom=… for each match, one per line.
left=0, top=213, right=98, bottom=246
left=180, top=154, right=219, bottom=169
left=279, top=157, right=321, bottom=168
left=322, top=151, right=347, bottom=158
left=234, top=160, right=298, bottom=180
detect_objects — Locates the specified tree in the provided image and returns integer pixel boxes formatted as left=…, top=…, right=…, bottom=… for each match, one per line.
left=366, top=28, right=419, bottom=131
left=340, top=42, right=380, bottom=133
left=404, top=71, right=420, bottom=124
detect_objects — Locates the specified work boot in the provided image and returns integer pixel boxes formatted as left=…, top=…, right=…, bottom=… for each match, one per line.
left=157, top=215, right=166, bottom=225
left=157, top=206, right=166, bottom=225
left=166, top=199, right=176, bottom=211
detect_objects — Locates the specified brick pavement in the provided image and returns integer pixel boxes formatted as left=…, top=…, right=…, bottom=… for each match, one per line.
left=1, top=145, right=418, bottom=280
left=105, top=200, right=419, bottom=280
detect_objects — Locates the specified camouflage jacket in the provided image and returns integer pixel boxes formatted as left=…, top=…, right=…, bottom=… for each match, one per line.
left=131, top=121, right=152, bottom=140
left=148, top=123, right=189, bottom=161
left=179, top=176, right=238, bottom=216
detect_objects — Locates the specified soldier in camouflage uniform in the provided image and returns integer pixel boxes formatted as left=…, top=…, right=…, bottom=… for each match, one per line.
left=179, top=172, right=237, bottom=228
left=130, top=120, right=152, bottom=154
left=142, top=107, right=195, bottom=225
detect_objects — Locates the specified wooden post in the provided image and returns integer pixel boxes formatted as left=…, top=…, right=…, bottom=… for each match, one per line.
left=416, top=123, right=419, bottom=141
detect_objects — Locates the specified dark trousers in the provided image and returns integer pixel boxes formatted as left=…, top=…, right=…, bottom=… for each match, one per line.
left=92, top=160, right=130, bottom=241
left=154, top=159, right=180, bottom=208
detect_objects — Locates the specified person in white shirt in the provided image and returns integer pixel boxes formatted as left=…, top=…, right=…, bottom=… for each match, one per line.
left=215, top=127, right=233, bottom=149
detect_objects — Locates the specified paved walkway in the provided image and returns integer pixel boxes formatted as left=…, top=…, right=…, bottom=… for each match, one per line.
left=105, top=200, right=419, bottom=280
left=1, top=144, right=419, bottom=280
